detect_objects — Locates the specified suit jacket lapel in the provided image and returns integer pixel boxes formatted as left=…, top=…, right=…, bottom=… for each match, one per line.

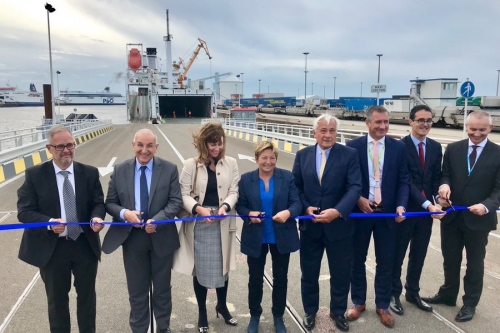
left=45, top=162, right=61, bottom=216
left=468, top=140, right=493, bottom=180
left=360, top=136, right=369, bottom=182
left=322, top=144, right=339, bottom=177
left=250, top=170, right=262, bottom=211
left=126, top=159, right=136, bottom=208
left=273, top=169, right=283, bottom=212
left=73, top=162, right=85, bottom=220
left=405, top=136, right=424, bottom=176
left=149, top=158, right=161, bottom=208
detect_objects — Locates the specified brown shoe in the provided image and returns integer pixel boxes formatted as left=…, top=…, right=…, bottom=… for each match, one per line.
left=376, top=308, right=394, bottom=328
left=346, top=304, right=366, bottom=321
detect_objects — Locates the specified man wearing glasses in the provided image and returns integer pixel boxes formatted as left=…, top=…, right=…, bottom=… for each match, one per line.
left=102, top=128, right=183, bottom=333
left=390, top=105, right=444, bottom=317
left=17, top=125, right=105, bottom=333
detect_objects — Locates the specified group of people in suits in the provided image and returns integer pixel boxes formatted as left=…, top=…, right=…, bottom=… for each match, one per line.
left=16, top=105, right=499, bottom=333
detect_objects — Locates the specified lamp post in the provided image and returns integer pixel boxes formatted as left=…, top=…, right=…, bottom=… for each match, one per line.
left=311, top=82, right=314, bottom=95
left=334, top=76, right=337, bottom=99
left=268, top=86, right=269, bottom=93
left=56, top=70, right=61, bottom=115
left=497, top=70, right=500, bottom=96
left=376, top=54, right=383, bottom=105
left=360, top=82, right=363, bottom=97
left=258, top=79, right=261, bottom=94
left=323, top=85, right=326, bottom=98
left=240, top=72, right=244, bottom=98
left=45, top=3, right=56, bottom=119
left=303, top=52, right=309, bottom=100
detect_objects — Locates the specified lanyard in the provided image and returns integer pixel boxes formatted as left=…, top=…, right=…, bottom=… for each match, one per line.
left=467, top=148, right=476, bottom=176
left=368, top=140, right=385, bottom=175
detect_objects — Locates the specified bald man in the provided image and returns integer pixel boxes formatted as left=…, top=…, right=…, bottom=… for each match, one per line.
left=102, top=129, right=183, bottom=333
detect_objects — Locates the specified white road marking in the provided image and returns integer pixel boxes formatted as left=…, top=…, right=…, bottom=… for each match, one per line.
left=98, top=156, right=117, bottom=177
left=155, top=125, right=185, bottom=163
left=0, top=272, right=40, bottom=333
left=237, top=153, right=255, bottom=163
left=0, top=212, right=13, bottom=224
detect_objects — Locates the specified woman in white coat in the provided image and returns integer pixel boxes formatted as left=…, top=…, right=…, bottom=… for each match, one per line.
left=174, top=122, right=240, bottom=333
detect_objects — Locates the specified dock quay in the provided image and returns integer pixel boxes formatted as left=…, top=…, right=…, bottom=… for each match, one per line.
left=1, top=121, right=500, bottom=333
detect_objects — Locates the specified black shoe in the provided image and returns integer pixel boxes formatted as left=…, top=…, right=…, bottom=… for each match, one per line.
left=455, top=305, right=475, bottom=322
left=303, top=313, right=316, bottom=330
left=421, top=293, right=456, bottom=306
left=389, top=295, right=404, bottom=315
left=405, top=293, right=433, bottom=312
left=247, top=316, right=260, bottom=333
left=274, top=316, right=287, bottom=333
left=215, top=305, right=238, bottom=326
left=330, top=312, right=349, bottom=332
left=157, top=328, right=172, bottom=333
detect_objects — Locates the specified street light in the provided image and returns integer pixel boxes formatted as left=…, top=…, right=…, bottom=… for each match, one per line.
left=268, top=86, right=269, bottom=93
left=376, top=54, right=383, bottom=105
left=334, top=76, right=337, bottom=99
left=360, top=82, right=363, bottom=97
left=303, top=52, right=309, bottom=100
left=56, top=70, right=61, bottom=115
left=323, top=86, right=326, bottom=98
left=45, top=3, right=56, bottom=119
left=311, top=82, right=314, bottom=95
left=240, top=72, right=244, bottom=98
left=258, top=79, right=261, bottom=94
left=497, top=70, right=500, bottom=96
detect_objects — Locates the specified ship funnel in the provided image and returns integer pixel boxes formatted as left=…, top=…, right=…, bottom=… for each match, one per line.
left=146, top=48, right=157, bottom=70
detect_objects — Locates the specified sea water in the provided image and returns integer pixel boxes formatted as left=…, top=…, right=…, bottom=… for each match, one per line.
left=0, top=105, right=128, bottom=133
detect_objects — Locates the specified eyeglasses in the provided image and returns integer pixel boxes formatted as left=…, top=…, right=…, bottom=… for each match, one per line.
left=414, top=118, right=433, bottom=125
left=134, top=143, right=157, bottom=150
left=49, top=143, right=75, bottom=151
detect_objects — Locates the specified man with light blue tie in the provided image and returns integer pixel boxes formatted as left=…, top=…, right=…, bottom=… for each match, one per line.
left=423, top=111, right=500, bottom=322
left=103, top=128, right=183, bottom=333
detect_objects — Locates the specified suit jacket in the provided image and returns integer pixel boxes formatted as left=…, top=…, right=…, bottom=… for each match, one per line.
left=346, top=135, right=410, bottom=227
left=402, top=135, right=442, bottom=212
left=17, top=161, right=105, bottom=268
left=441, top=139, right=500, bottom=231
left=173, top=156, right=240, bottom=276
left=292, top=143, right=361, bottom=241
left=102, top=157, right=183, bottom=257
left=237, top=168, right=302, bottom=257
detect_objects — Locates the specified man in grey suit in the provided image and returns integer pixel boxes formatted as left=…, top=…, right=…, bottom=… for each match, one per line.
left=102, top=128, right=183, bottom=333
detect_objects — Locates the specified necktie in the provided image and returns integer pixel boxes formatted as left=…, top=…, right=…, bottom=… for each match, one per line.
left=140, top=166, right=149, bottom=221
left=373, top=140, right=382, bottom=204
left=318, top=149, right=327, bottom=185
left=469, top=145, right=478, bottom=170
left=418, top=142, right=425, bottom=170
left=59, top=171, right=81, bottom=240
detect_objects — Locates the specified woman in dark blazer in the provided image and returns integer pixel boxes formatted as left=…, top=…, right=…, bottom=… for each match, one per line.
left=237, top=141, right=302, bottom=333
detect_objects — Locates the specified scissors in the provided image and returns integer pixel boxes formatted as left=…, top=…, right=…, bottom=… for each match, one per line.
left=445, top=198, right=455, bottom=211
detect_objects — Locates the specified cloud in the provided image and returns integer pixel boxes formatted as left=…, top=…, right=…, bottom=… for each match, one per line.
left=0, top=0, right=499, bottom=96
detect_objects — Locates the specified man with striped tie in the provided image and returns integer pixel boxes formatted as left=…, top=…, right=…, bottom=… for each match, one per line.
left=423, top=110, right=500, bottom=322
left=346, top=106, right=410, bottom=329
left=17, top=125, right=105, bottom=333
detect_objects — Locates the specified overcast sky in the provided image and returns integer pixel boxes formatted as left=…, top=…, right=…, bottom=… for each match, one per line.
left=1, top=0, right=499, bottom=99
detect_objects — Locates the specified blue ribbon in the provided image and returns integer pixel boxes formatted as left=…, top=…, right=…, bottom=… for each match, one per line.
left=0, top=206, right=468, bottom=232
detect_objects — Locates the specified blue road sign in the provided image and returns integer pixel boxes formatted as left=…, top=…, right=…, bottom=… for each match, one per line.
left=460, top=81, right=475, bottom=98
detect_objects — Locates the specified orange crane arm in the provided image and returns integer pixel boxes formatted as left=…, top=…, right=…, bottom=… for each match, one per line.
left=178, top=38, right=212, bottom=85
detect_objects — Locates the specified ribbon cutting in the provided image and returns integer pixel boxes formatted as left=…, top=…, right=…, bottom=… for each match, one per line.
left=0, top=206, right=463, bottom=232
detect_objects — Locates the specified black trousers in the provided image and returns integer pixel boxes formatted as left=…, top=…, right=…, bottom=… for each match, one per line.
left=123, top=228, right=173, bottom=333
left=300, top=231, right=352, bottom=316
left=392, top=215, right=433, bottom=297
left=439, top=214, right=489, bottom=307
left=39, top=236, right=98, bottom=333
left=247, top=244, right=290, bottom=317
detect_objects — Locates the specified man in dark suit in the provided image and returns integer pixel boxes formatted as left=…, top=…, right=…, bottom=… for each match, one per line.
left=423, top=110, right=500, bottom=322
left=390, top=105, right=444, bottom=316
left=17, top=125, right=105, bottom=333
left=102, top=128, right=182, bottom=333
left=345, top=106, right=410, bottom=328
left=292, top=114, right=361, bottom=332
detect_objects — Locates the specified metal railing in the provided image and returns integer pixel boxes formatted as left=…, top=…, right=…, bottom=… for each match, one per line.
left=0, top=119, right=112, bottom=163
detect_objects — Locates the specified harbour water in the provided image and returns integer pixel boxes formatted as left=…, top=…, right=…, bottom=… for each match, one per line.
left=0, top=105, right=128, bottom=133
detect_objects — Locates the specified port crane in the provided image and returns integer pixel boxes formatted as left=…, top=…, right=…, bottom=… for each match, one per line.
left=178, top=37, right=212, bottom=88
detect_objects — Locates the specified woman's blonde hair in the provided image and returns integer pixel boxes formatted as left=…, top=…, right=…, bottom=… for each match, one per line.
left=254, top=141, right=278, bottom=160
left=193, top=122, right=226, bottom=165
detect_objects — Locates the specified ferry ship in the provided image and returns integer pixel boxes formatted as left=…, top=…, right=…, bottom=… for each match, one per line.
left=57, top=87, right=126, bottom=105
left=0, top=84, right=44, bottom=106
